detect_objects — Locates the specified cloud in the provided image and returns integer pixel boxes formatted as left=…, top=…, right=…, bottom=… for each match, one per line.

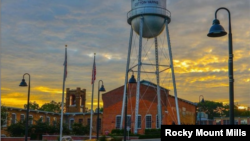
left=1, top=0, right=250, bottom=109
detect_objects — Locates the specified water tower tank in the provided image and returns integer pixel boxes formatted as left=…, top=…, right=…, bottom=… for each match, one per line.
left=127, top=0, right=171, bottom=38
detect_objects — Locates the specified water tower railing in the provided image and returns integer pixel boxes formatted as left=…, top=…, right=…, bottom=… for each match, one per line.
left=127, top=7, right=171, bottom=24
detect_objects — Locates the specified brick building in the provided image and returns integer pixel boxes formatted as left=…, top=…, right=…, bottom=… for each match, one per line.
left=102, top=80, right=197, bottom=134
left=1, top=107, right=61, bottom=136
left=2, top=83, right=197, bottom=137
left=1, top=87, right=102, bottom=136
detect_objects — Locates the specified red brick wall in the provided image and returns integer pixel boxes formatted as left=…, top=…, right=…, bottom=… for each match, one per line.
left=102, top=83, right=196, bottom=134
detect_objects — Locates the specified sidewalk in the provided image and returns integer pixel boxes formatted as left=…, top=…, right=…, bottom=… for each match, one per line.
left=127, top=139, right=160, bottom=141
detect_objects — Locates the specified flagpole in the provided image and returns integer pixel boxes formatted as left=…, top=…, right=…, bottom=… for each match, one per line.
left=89, top=53, right=96, bottom=140
left=60, top=45, right=67, bottom=141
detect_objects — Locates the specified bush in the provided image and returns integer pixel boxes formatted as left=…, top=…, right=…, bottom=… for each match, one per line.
left=144, top=129, right=161, bottom=135
left=111, top=129, right=124, bottom=135
left=72, top=123, right=89, bottom=135
left=6, top=121, right=25, bottom=137
left=138, top=129, right=161, bottom=139
left=138, top=134, right=160, bottom=139
left=99, top=135, right=107, bottom=141
left=110, top=136, right=122, bottom=141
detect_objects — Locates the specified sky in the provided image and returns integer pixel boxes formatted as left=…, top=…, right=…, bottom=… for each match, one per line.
left=1, top=0, right=250, bottom=111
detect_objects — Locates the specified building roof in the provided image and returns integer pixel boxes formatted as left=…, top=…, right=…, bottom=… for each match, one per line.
left=4, top=106, right=103, bottom=115
left=4, top=106, right=60, bottom=115
left=103, top=79, right=197, bottom=106
left=141, top=80, right=197, bottom=106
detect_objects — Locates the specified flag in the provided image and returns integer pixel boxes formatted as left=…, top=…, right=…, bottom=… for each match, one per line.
left=63, top=45, right=67, bottom=81
left=91, top=53, right=96, bottom=84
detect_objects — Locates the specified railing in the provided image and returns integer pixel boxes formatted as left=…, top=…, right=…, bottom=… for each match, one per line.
left=127, top=7, right=171, bottom=24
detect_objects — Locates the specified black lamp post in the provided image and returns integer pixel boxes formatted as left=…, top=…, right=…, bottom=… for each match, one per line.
left=124, top=72, right=136, bottom=141
left=199, top=95, right=204, bottom=125
left=19, top=73, right=31, bottom=141
left=207, top=7, right=234, bottom=125
left=97, top=80, right=105, bottom=141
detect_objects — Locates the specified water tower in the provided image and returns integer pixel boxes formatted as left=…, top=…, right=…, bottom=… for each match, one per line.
left=120, top=0, right=181, bottom=134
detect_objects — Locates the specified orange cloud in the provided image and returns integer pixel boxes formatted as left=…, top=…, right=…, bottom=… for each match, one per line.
left=34, top=86, right=62, bottom=93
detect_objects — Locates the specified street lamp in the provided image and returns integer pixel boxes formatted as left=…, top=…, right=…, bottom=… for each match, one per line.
left=124, top=71, right=136, bottom=141
left=207, top=7, right=234, bottom=125
left=97, top=80, right=105, bottom=141
left=199, top=95, right=204, bottom=125
left=19, top=73, right=31, bottom=141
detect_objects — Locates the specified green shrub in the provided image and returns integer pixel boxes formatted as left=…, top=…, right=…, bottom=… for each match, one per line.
left=138, top=134, right=160, bottom=139
left=99, top=135, right=107, bottom=141
left=110, top=136, right=122, bottom=141
left=144, top=129, right=161, bottom=135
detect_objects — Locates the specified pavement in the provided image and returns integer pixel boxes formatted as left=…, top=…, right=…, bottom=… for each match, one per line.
left=129, top=139, right=160, bottom=141
left=83, top=138, right=161, bottom=141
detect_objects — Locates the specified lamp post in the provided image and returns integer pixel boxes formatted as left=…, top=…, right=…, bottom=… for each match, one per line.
left=207, top=7, right=234, bottom=125
left=97, top=80, right=106, bottom=141
left=199, top=95, right=204, bottom=125
left=19, top=73, right=31, bottom=141
left=124, top=71, right=137, bottom=141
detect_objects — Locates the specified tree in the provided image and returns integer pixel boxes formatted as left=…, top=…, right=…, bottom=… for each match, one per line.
left=100, top=107, right=103, bottom=112
left=39, top=100, right=62, bottom=113
left=6, top=121, right=25, bottom=137
left=1, top=105, right=8, bottom=129
left=24, top=101, right=39, bottom=110
left=72, top=123, right=89, bottom=135
left=197, top=100, right=224, bottom=119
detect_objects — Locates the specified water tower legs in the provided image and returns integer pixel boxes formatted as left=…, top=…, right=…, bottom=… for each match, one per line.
left=165, top=18, right=181, bottom=125
left=134, top=16, right=144, bottom=134
left=154, top=37, right=162, bottom=128
left=120, top=27, right=133, bottom=129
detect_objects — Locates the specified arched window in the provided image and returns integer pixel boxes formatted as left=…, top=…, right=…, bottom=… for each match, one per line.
left=70, top=95, right=76, bottom=105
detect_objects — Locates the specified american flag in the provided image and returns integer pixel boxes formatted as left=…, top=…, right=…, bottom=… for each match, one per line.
left=91, top=53, right=96, bottom=84
left=63, top=45, right=67, bottom=81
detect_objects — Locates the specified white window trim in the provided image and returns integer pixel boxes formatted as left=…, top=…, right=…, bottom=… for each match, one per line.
left=20, top=114, right=25, bottom=122
left=145, top=114, right=152, bottom=129
left=137, top=115, right=141, bottom=129
left=2, top=113, right=8, bottom=127
left=156, top=115, right=159, bottom=129
left=69, top=118, right=74, bottom=129
left=40, top=116, right=43, bottom=122
left=11, top=113, right=16, bottom=124
left=126, top=115, right=131, bottom=128
left=116, top=115, right=121, bottom=129
left=46, top=116, right=50, bottom=125
left=29, top=115, right=33, bottom=125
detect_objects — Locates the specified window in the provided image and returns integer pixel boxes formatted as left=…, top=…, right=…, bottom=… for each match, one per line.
left=28, top=115, right=33, bottom=125
left=145, top=115, right=152, bottom=129
left=223, top=120, right=229, bottom=125
left=2, top=113, right=8, bottom=127
left=87, top=118, right=90, bottom=126
left=69, top=119, right=74, bottom=129
left=116, top=115, right=121, bottom=129
left=20, top=114, right=25, bottom=122
left=40, top=116, right=43, bottom=122
left=53, top=117, right=57, bottom=126
left=80, top=95, right=82, bottom=105
left=156, top=115, right=159, bottom=129
left=97, top=118, right=101, bottom=131
left=182, top=107, right=186, bottom=116
left=241, top=119, right=247, bottom=125
left=70, top=95, right=76, bottom=106
left=126, top=115, right=131, bottom=128
left=11, top=113, right=16, bottom=124
left=46, top=116, right=50, bottom=125
left=137, top=115, right=141, bottom=129
left=79, top=119, right=83, bottom=124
